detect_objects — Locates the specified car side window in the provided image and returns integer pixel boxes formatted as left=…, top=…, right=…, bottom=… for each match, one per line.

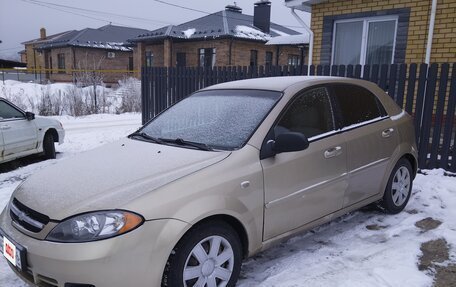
left=333, top=84, right=383, bottom=128
left=275, top=87, right=335, bottom=139
left=0, top=101, right=25, bottom=120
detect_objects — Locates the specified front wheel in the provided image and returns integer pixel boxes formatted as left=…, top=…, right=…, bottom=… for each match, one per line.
left=43, top=132, right=56, bottom=159
left=162, top=221, right=242, bottom=287
left=378, top=158, right=413, bottom=214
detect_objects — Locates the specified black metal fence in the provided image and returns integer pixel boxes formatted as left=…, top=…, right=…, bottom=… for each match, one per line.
left=141, top=63, right=456, bottom=172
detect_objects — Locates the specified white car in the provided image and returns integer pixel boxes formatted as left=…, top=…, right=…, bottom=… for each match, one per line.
left=0, top=98, right=64, bottom=164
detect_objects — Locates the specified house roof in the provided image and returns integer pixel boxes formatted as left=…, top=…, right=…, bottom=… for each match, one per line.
left=21, top=30, right=76, bottom=45
left=37, top=25, right=150, bottom=51
left=131, top=9, right=299, bottom=43
left=284, top=0, right=328, bottom=12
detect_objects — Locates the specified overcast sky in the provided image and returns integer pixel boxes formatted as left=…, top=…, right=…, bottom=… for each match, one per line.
left=0, top=0, right=310, bottom=60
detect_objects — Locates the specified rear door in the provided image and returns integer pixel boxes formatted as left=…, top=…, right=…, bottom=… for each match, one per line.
left=0, top=100, right=38, bottom=157
left=332, top=84, right=399, bottom=207
left=261, top=86, right=348, bottom=240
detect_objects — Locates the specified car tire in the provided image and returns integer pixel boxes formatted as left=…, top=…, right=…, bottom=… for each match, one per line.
left=162, top=221, right=242, bottom=287
left=43, top=132, right=56, bottom=159
left=378, top=158, right=413, bottom=214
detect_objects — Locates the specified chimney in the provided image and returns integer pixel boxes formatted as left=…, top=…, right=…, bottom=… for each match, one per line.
left=40, top=27, right=46, bottom=40
left=254, top=0, right=271, bottom=34
left=225, top=2, right=242, bottom=13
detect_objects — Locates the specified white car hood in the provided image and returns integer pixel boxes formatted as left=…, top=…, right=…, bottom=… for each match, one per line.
left=13, top=138, right=230, bottom=220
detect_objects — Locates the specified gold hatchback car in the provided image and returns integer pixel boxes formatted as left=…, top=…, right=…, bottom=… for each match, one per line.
left=0, top=77, right=417, bottom=287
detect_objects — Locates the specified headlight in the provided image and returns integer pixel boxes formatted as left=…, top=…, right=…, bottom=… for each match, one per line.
left=46, top=210, right=144, bottom=243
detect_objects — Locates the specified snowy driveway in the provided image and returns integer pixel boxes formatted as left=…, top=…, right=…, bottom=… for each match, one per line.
left=1, top=113, right=455, bottom=287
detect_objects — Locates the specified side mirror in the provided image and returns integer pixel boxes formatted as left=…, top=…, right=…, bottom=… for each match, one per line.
left=271, top=132, right=309, bottom=154
left=25, top=112, right=35, bottom=121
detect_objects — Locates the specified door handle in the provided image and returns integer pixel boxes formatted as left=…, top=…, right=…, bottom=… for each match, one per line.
left=382, top=128, right=395, bottom=138
left=324, top=146, right=342, bottom=158
left=0, top=125, right=10, bottom=130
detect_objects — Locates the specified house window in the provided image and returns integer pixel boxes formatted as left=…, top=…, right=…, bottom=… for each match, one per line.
left=145, top=51, right=153, bottom=68
left=265, top=51, right=273, bottom=67
left=49, top=56, right=53, bottom=74
left=128, top=57, right=134, bottom=71
left=176, top=53, right=186, bottom=67
left=332, top=16, right=398, bottom=65
left=57, top=53, right=65, bottom=73
left=199, top=48, right=216, bottom=68
left=288, top=55, right=300, bottom=67
left=250, top=50, right=258, bottom=67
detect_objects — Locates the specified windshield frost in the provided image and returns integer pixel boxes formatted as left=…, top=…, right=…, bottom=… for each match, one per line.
left=141, top=90, right=281, bottom=150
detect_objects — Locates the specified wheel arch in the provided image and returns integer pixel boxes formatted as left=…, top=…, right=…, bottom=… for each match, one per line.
left=402, top=153, right=418, bottom=178
left=44, top=128, right=59, bottom=142
left=186, top=214, right=250, bottom=259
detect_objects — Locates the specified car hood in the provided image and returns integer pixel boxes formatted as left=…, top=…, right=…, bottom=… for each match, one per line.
left=34, top=116, right=62, bottom=128
left=13, top=138, right=230, bottom=220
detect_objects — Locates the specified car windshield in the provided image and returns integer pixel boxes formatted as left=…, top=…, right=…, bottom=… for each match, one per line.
left=139, top=89, right=282, bottom=150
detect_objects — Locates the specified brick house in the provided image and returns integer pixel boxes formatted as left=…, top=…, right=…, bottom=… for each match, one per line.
left=285, top=0, right=456, bottom=65
left=22, top=28, right=75, bottom=74
left=32, top=25, right=149, bottom=83
left=130, top=1, right=308, bottom=75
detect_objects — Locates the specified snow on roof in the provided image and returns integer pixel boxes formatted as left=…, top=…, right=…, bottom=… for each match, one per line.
left=183, top=28, right=196, bottom=39
left=235, top=25, right=272, bottom=41
left=266, top=34, right=310, bottom=45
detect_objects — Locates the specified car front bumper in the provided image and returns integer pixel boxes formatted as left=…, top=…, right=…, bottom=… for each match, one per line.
left=0, top=208, right=189, bottom=287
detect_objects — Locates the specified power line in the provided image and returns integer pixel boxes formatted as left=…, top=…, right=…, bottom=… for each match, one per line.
left=21, top=0, right=305, bottom=34
left=151, top=0, right=306, bottom=30
left=23, top=0, right=173, bottom=26
left=20, top=0, right=127, bottom=26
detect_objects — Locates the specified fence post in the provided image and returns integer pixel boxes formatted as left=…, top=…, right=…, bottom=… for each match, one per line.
left=429, top=63, right=449, bottom=168
left=440, top=63, right=456, bottom=171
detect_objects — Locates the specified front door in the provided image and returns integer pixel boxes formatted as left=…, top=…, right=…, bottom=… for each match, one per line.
left=0, top=100, right=37, bottom=157
left=261, top=86, right=348, bottom=240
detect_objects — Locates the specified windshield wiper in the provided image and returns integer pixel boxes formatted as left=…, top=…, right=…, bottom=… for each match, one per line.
left=128, top=132, right=164, bottom=144
left=158, top=138, right=213, bottom=151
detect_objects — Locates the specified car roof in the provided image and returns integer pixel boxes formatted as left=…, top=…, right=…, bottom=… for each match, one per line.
left=201, top=76, right=376, bottom=92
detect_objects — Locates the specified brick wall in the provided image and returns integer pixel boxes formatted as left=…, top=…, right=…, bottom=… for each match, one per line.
left=310, top=0, right=456, bottom=64
left=136, top=38, right=305, bottom=71
left=47, top=47, right=134, bottom=83
left=25, top=44, right=46, bottom=71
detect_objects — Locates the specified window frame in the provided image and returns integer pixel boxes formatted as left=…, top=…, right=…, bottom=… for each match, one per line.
left=145, top=51, right=153, bottom=68
left=265, top=51, right=273, bottom=67
left=0, top=99, right=26, bottom=122
left=198, top=48, right=216, bottom=68
left=57, top=53, right=65, bottom=74
left=331, top=15, right=399, bottom=66
left=329, top=83, right=389, bottom=131
left=287, top=54, right=300, bottom=67
left=250, top=50, right=258, bottom=67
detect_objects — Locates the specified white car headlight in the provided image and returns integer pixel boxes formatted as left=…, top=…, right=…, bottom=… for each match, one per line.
left=46, top=210, right=143, bottom=243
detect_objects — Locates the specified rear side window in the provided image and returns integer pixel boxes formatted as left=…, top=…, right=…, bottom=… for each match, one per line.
left=333, top=84, right=383, bottom=128
left=275, top=87, right=335, bottom=139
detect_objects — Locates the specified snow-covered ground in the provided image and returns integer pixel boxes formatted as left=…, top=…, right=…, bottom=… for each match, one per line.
left=0, top=114, right=455, bottom=286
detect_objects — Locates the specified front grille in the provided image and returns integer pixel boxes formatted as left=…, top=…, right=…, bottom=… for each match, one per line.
left=10, top=198, right=50, bottom=233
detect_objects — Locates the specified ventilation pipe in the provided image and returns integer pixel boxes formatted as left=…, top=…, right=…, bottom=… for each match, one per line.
left=425, top=0, right=438, bottom=64
left=291, top=8, right=313, bottom=75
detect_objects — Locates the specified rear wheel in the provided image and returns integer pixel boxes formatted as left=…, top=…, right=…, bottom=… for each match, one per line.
left=378, top=158, right=413, bottom=214
left=162, top=221, right=242, bottom=287
left=43, top=132, right=56, bottom=159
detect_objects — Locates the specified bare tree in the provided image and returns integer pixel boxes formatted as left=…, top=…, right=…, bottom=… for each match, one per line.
left=73, top=52, right=105, bottom=113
